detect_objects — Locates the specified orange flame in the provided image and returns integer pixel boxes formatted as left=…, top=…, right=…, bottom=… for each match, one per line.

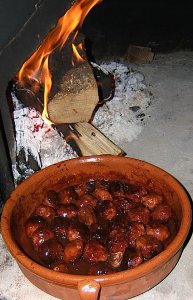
left=41, top=57, right=53, bottom=124
left=18, top=0, right=102, bottom=123
left=72, top=43, right=84, bottom=65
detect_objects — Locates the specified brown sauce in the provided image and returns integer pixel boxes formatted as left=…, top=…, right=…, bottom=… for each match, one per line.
left=24, top=179, right=179, bottom=275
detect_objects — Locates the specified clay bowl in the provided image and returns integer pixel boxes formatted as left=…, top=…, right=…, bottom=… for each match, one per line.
left=1, top=155, right=192, bottom=300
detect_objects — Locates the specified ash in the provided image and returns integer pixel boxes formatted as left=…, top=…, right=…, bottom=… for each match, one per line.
left=93, top=62, right=151, bottom=146
left=13, top=62, right=151, bottom=183
left=12, top=93, right=78, bottom=184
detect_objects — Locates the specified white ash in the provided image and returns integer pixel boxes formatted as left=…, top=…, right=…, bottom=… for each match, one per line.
left=12, top=93, right=77, bottom=182
left=39, top=128, right=78, bottom=168
left=93, top=62, right=151, bottom=146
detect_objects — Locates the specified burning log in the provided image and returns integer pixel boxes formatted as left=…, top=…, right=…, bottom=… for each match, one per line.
left=13, top=61, right=124, bottom=159
left=10, top=0, right=125, bottom=174
left=15, top=52, right=114, bottom=121
left=47, top=60, right=99, bottom=124
left=28, top=40, right=113, bottom=124
left=13, top=38, right=124, bottom=158
left=15, top=32, right=113, bottom=124
left=12, top=81, right=124, bottom=159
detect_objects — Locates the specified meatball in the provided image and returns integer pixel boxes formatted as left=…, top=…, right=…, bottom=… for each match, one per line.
left=110, top=214, right=130, bottom=231
left=107, top=227, right=128, bottom=268
left=90, top=221, right=109, bottom=233
left=67, top=220, right=89, bottom=241
left=151, top=203, right=172, bottom=222
left=51, top=262, right=69, bottom=273
left=24, top=178, right=177, bottom=275
left=127, top=185, right=148, bottom=202
left=113, top=198, right=135, bottom=214
left=35, top=205, right=56, bottom=220
left=89, top=229, right=108, bottom=245
left=127, top=222, right=146, bottom=247
left=74, top=180, right=95, bottom=197
left=146, top=223, right=170, bottom=242
left=42, top=190, right=60, bottom=208
left=76, top=194, right=98, bottom=209
left=31, top=227, right=55, bottom=249
left=88, top=262, right=115, bottom=275
left=108, top=180, right=127, bottom=198
left=50, top=217, right=69, bottom=244
left=97, top=200, right=117, bottom=221
left=78, top=207, right=97, bottom=226
left=129, top=205, right=150, bottom=224
left=108, top=251, right=124, bottom=268
left=59, top=186, right=78, bottom=204
left=57, top=204, right=78, bottom=219
left=25, top=216, right=46, bottom=238
left=123, top=248, right=143, bottom=269
left=108, top=228, right=128, bottom=253
left=63, top=240, right=83, bottom=262
left=136, top=235, right=163, bottom=259
left=95, top=179, right=110, bottom=189
left=83, top=241, right=108, bottom=263
left=38, top=239, right=63, bottom=265
left=141, top=193, right=163, bottom=210
left=94, top=188, right=113, bottom=201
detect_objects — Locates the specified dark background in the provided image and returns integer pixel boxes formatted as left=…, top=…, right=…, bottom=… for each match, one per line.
left=82, top=0, right=193, bottom=59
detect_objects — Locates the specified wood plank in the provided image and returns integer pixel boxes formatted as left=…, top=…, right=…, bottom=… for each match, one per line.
left=55, top=122, right=126, bottom=156
left=124, top=45, right=154, bottom=64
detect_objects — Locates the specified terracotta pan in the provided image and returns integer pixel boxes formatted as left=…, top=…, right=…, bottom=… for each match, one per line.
left=1, top=155, right=192, bottom=300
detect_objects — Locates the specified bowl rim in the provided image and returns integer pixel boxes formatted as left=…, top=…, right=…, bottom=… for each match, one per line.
left=1, top=155, right=192, bottom=286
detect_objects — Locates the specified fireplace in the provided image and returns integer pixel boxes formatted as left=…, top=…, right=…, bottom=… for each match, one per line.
left=0, top=0, right=117, bottom=209
left=0, top=0, right=192, bottom=211
left=0, top=0, right=76, bottom=208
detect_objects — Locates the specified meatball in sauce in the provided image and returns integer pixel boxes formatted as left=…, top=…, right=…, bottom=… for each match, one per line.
left=25, top=178, right=178, bottom=275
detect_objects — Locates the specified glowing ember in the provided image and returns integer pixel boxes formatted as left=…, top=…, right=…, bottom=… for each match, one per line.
left=17, top=0, right=102, bottom=123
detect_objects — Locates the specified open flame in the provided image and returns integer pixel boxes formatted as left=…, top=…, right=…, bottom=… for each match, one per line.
left=72, top=43, right=84, bottom=66
left=41, top=57, right=52, bottom=124
left=18, top=0, right=102, bottom=123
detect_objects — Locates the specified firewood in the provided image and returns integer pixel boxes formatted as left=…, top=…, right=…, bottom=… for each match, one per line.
left=15, top=33, right=105, bottom=124
left=46, top=33, right=101, bottom=124
left=124, top=45, right=154, bottom=64
left=13, top=82, right=125, bottom=158
left=13, top=32, right=125, bottom=158
left=47, top=60, right=99, bottom=124
left=54, top=122, right=125, bottom=156
left=14, top=61, right=114, bottom=118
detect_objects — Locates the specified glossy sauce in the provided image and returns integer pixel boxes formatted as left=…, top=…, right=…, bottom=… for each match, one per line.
left=25, top=179, right=178, bottom=275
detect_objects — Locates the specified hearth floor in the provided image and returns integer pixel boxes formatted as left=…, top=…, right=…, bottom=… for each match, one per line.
left=0, top=51, right=193, bottom=300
